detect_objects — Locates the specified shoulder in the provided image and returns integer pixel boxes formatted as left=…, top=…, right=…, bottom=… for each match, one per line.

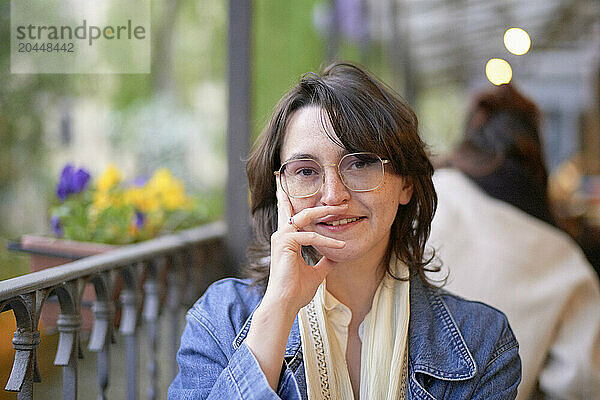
left=410, top=277, right=520, bottom=390
left=188, top=277, right=263, bottom=321
left=437, top=289, right=518, bottom=359
left=435, top=288, right=522, bottom=390
left=413, top=275, right=516, bottom=341
left=437, top=289, right=522, bottom=396
left=438, top=288, right=514, bottom=333
left=186, top=278, right=264, bottom=342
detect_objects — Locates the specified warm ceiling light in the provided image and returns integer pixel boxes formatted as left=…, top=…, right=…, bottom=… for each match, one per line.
left=486, top=58, right=512, bottom=85
left=504, top=28, right=531, bottom=55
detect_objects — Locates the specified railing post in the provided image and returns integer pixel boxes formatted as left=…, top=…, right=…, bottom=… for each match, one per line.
left=166, top=252, right=184, bottom=379
left=3, top=293, right=43, bottom=400
left=11, top=329, right=41, bottom=400
left=120, top=287, right=139, bottom=400
left=55, top=313, right=82, bottom=400
left=89, top=299, right=113, bottom=400
left=143, top=260, right=160, bottom=400
left=88, top=271, right=114, bottom=400
left=51, top=280, right=84, bottom=400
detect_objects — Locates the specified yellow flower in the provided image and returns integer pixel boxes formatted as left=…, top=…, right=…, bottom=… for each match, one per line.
left=146, top=169, right=189, bottom=211
left=146, top=169, right=173, bottom=192
left=124, top=187, right=143, bottom=208
left=91, top=191, right=111, bottom=213
left=97, top=164, right=122, bottom=192
left=162, top=186, right=187, bottom=210
left=124, top=186, right=160, bottom=213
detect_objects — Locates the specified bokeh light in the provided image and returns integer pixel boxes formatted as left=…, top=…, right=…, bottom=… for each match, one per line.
left=504, top=28, right=531, bottom=55
left=485, top=58, right=513, bottom=85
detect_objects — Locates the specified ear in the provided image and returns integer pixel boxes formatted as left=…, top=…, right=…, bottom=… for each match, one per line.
left=398, top=177, right=413, bottom=205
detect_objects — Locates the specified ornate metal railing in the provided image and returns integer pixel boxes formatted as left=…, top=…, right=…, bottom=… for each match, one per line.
left=0, top=221, right=227, bottom=400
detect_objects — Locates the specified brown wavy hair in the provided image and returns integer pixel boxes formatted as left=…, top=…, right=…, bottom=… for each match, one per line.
left=245, top=62, right=438, bottom=291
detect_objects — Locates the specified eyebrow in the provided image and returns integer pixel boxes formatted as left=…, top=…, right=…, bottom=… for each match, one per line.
left=282, top=150, right=349, bottom=164
left=282, top=153, right=316, bottom=163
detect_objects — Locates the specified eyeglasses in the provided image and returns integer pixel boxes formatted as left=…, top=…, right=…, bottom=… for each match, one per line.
left=274, top=152, right=390, bottom=198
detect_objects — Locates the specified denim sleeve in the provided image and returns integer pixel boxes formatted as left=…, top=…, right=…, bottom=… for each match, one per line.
left=471, top=326, right=521, bottom=400
left=168, top=309, right=281, bottom=400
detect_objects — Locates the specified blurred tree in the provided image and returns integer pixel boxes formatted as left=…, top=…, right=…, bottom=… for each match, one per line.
left=0, top=2, right=69, bottom=200
left=252, top=0, right=325, bottom=139
left=0, top=1, right=74, bottom=277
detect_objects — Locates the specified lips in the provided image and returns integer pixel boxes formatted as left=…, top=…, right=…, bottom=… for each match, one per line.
left=316, top=215, right=365, bottom=226
left=322, top=217, right=360, bottom=226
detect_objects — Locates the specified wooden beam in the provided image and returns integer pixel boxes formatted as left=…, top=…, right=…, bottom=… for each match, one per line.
left=225, top=0, right=252, bottom=273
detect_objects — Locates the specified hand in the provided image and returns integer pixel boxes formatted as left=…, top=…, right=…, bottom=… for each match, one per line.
left=263, top=180, right=347, bottom=313
left=245, top=181, right=347, bottom=391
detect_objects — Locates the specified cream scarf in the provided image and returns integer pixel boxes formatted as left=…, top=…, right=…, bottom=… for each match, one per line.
left=298, top=258, right=410, bottom=400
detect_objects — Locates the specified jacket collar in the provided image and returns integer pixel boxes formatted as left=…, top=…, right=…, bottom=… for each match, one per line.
left=232, top=276, right=476, bottom=380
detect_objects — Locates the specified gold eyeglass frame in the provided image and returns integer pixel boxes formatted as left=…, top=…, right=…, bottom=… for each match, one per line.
left=274, top=152, right=390, bottom=199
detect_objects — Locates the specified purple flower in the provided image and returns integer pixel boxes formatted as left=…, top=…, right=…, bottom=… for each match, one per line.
left=72, top=169, right=91, bottom=193
left=135, top=211, right=145, bottom=229
left=57, top=164, right=75, bottom=201
left=133, top=176, right=149, bottom=187
left=51, top=215, right=63, bottom=238
left=56, top=164, right=91, bottom=201
left=336, top=0, right=369, bottom=42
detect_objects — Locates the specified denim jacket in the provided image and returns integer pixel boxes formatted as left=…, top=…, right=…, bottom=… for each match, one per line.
left=169, top=276, right=521, bottom=399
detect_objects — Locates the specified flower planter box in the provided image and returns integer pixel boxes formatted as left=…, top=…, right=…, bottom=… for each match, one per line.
left=19, top=235, right=118, bottom=335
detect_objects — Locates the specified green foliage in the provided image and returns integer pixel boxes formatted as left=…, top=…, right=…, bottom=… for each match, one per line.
left=174, top=0, right=226, bottom=105
left=252, top=0, right=325, bottom=139
left=162, top=189, right=224, bottom=232
left=0, top=247, right=29, bottom=281
left=0, top=3, right=69, bottom=194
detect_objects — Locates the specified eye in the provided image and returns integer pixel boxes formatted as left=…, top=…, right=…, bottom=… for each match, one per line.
left=294, top=167, right=318, bottom=176
left=348, top=160, right=367, bottom=170
left=283, top=159, right=321, bottom=178
left=344, top=155, right=378, bottom=171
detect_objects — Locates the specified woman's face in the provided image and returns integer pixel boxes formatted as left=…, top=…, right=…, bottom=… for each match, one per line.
left=279, top=106, right=413, bottom=264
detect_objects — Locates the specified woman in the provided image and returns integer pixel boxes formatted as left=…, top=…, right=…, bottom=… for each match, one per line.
left=432, top=83, right=600, bottom=399
left=169, top=63, right=521, bottom=399
left=439, top=83, right=555, bottom=226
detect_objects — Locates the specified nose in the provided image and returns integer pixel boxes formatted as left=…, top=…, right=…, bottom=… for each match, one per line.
left=319, top=165, right=351, bottom=205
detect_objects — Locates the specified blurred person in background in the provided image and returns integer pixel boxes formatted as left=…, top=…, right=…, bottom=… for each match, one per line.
left=441, top=84, right=554, bottom=226
left=432, top=83, right=600, bottom=399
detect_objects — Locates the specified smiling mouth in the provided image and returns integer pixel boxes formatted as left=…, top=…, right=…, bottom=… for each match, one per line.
left=319, top=217, right=365, bottom=226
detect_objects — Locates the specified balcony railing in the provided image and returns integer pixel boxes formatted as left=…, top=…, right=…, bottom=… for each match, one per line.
left=0, top=221, right=227, bottom=400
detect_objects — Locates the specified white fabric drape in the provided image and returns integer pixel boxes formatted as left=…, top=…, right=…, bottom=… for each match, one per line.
left=298, top=259, right=410, bottom=400
left=429, top=169, right=600, bottom=399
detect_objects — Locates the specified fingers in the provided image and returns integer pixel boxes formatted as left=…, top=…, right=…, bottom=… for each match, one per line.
left=288, top=231, right=345, bottom=249
left=271, top=230, right=345, bottom=255
left=290, top=204, right=348, bottom=229
left=276, top=177, right=293, bottom=229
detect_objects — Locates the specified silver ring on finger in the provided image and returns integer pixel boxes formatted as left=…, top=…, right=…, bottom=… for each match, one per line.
left=288, top=216, right=301, bottom=232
